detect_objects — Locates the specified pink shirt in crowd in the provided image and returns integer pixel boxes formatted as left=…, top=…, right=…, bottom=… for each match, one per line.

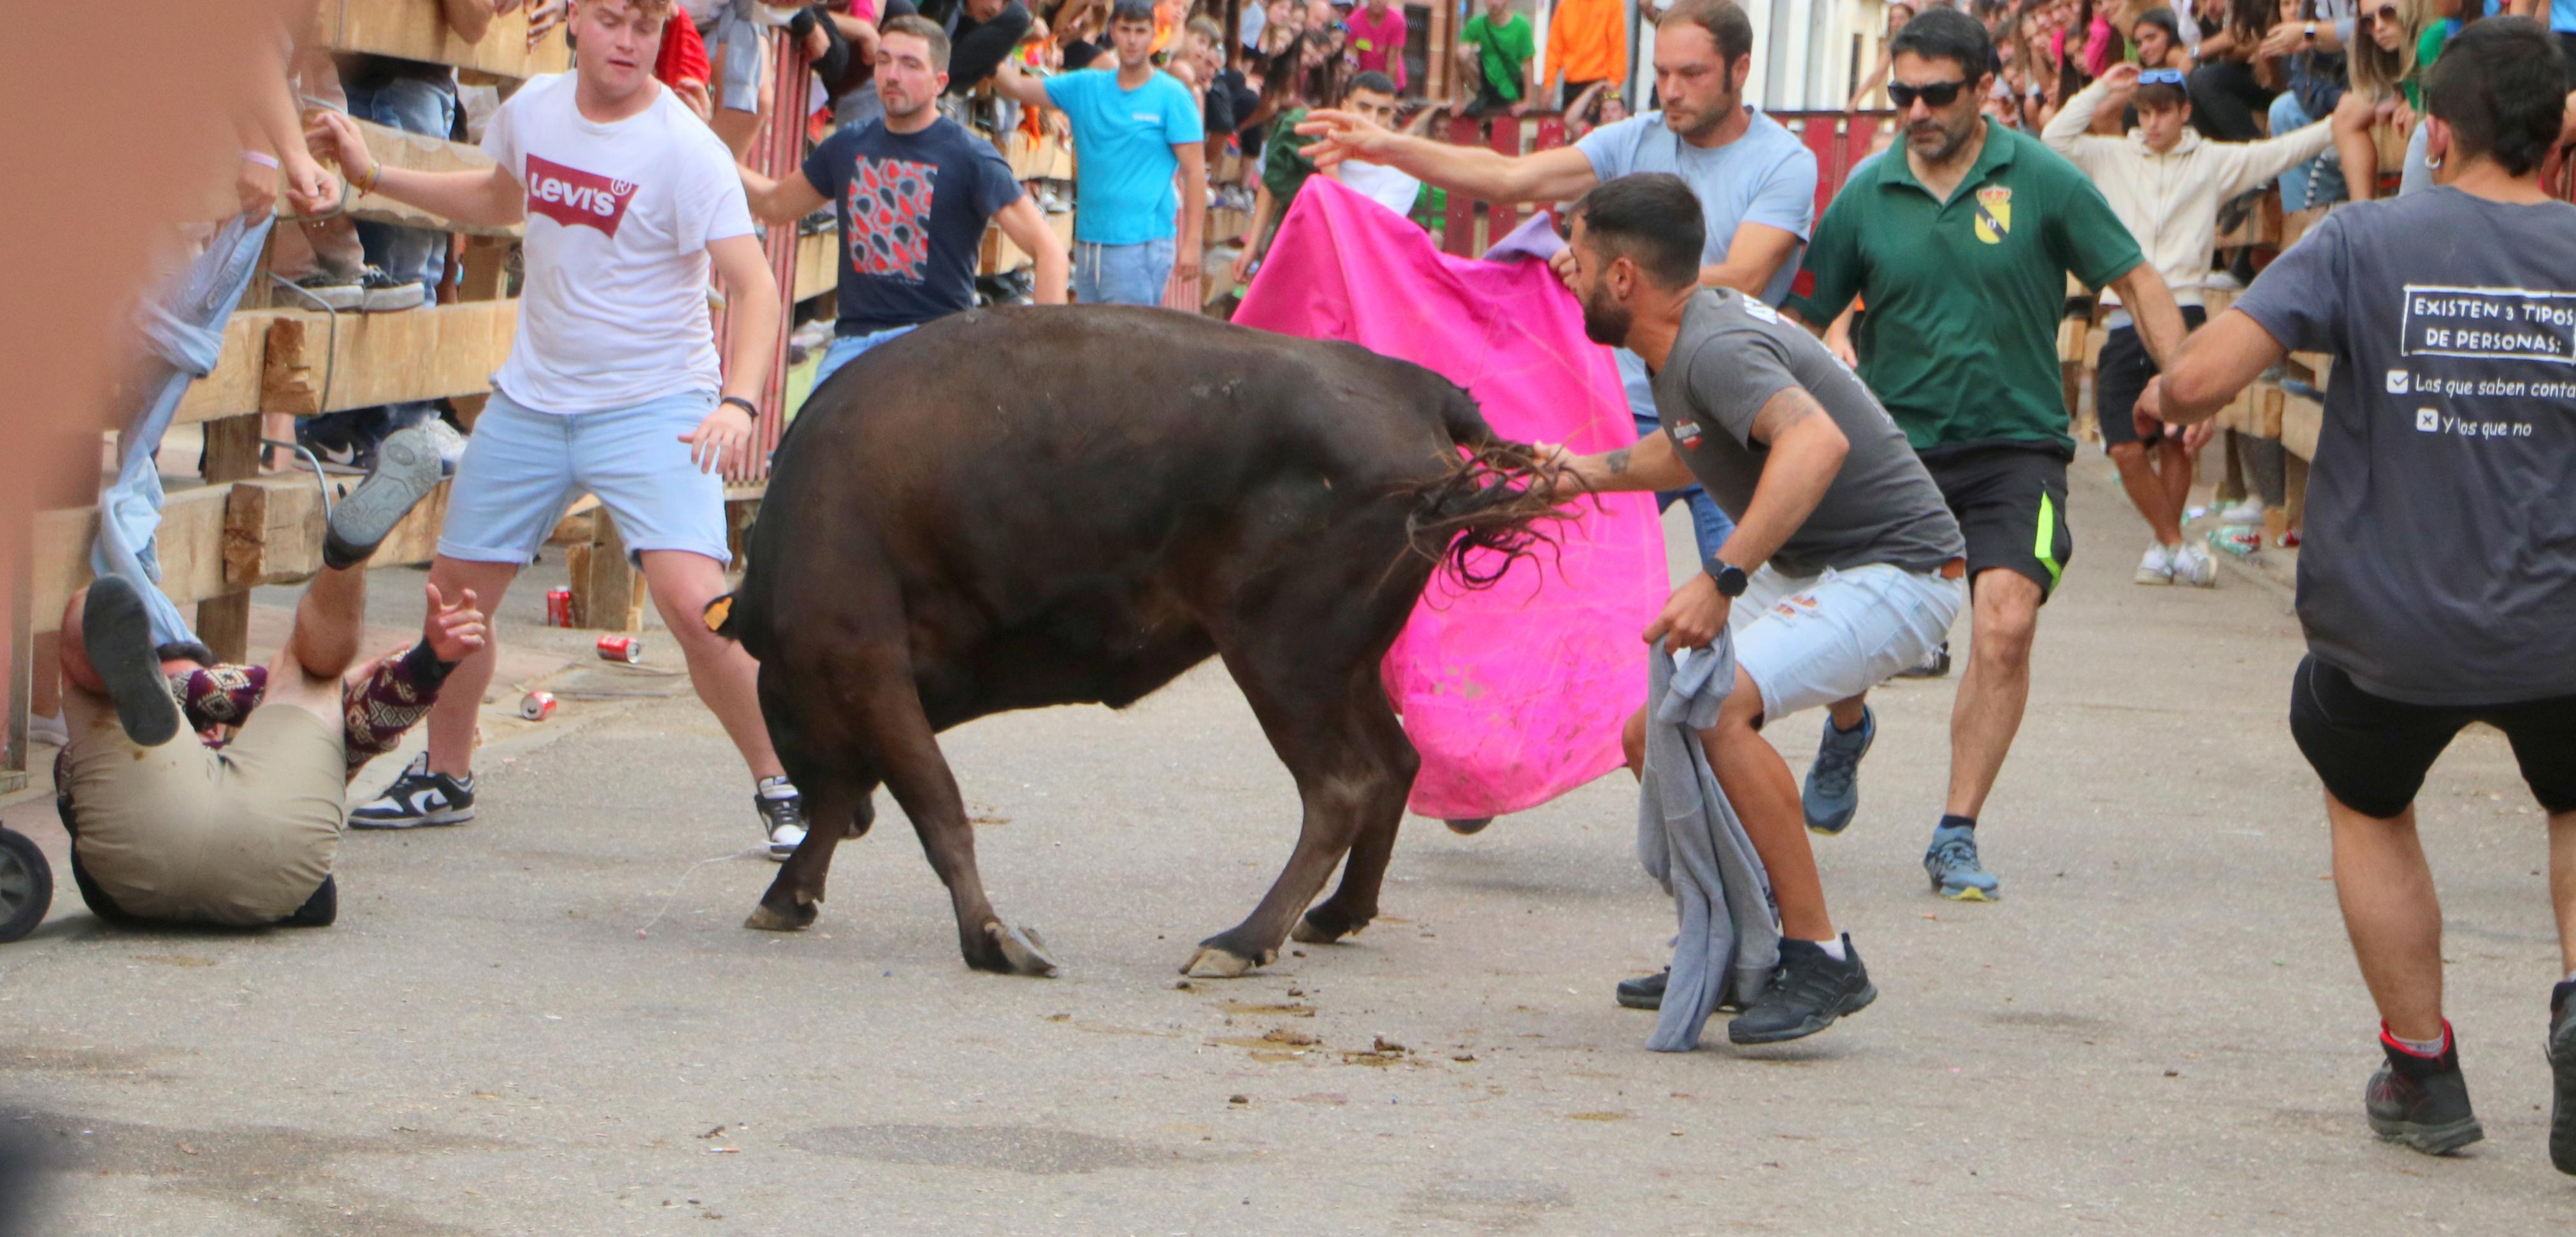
left=1348, top=3, right=1407, bottom=91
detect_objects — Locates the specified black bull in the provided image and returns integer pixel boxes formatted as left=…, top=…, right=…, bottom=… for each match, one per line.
left=714, top=306, right=1565, bottom=978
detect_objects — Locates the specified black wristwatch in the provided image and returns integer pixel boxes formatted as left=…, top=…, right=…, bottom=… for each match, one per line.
left=720, top=395, right=759, bottom=418
left=1706, top=557, right=1750, bottom=598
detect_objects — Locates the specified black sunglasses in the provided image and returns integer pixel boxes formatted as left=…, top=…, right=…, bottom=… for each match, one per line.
left=1889, top=79, right=1971, bottom=108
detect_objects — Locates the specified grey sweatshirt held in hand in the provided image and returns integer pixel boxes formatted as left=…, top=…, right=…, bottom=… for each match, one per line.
left=1634, top=634, right=1781, bottom=1052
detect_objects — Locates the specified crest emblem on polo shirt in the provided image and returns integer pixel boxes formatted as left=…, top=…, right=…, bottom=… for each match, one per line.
left=1973, top=186, right=2012, bottom=245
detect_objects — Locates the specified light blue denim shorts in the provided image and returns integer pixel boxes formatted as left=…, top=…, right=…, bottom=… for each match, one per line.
left=437, top=387, right=731, bottom=566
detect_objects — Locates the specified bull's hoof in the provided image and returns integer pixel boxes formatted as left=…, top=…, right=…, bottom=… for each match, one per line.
left=983, top=921, right=1060, bottom=977
left=744, top=900, right=817, bottom=932
left=1290, top=911, right=1366, bottom=945
left=1180, top=943, right=1275, bottom=978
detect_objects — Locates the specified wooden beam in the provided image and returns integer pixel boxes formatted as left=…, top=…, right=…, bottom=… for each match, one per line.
left=171, top=309, right=294, bottom=424
left=793, top=227, right=838, bottom=303
left=2280, top=393, right=2322, bottom=462
left=317, top=0, right=572, bottom=80
left=261, top=299, right=518, bottom=416
left=566, top=507, right=646, bottom=632
left=343, top=118, right=522, bottom=238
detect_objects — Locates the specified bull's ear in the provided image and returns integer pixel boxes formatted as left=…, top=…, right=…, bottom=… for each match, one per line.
left=702, top=593, right=737, bottom=638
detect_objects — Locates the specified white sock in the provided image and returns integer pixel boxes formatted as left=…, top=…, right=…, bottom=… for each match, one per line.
left=2389, top=1029, right=2447, bottom=1057
left=1813, top=935, right=1848, bottom=962
left=756, top=776, right=797, bottom=799
left=2564, top=969, right=2576, bottom=986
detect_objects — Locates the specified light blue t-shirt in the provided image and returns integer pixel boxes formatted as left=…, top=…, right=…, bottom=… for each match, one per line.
left=2555, top=0, right=2576, bottom=32
left=1045, top=68, right=1205, bottom=245
left=1576, top=108, right=1820, bottom=424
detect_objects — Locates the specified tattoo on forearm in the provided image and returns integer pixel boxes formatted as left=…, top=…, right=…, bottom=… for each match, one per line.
left=1604, top=448, right=1632, bottom=475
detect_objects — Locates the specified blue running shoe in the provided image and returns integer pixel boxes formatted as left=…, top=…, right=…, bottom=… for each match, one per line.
left=1924, top=824, right=2001, bottom=901
left=1803, top=706, right=1874, bottom=835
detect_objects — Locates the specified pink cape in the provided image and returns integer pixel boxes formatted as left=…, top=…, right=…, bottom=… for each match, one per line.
left=1234, top=177, right=1666, bottom=818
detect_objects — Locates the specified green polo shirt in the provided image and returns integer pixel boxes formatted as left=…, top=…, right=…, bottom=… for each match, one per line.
left=1786, top=118, right=2143, bottom=457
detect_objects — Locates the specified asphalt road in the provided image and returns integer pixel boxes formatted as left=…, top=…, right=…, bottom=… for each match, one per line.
left=3, top=460, right=2571, bottom=1234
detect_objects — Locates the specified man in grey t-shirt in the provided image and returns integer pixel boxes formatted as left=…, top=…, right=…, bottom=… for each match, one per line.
left=1550, top=174, right=1967, bottom=1046
left=2142, top=19, right=2576, bottom=1167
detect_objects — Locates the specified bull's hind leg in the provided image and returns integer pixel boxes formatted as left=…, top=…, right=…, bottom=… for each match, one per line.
left=1184, top=655, right=1420, bottom=978
left=1293, top=689, right=1414, bottom=944
left=746, top=668, right=880, bottom=932
left=852, top=647, right=1058, bottom=976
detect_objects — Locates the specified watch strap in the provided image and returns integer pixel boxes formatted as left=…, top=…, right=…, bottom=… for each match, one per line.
left=720, top=395, right=759, bottom=417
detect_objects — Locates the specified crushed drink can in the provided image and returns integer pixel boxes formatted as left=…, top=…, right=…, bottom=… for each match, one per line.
left=519, top=690, right=556, bottom=721
left=596, top=634, right=644, bottom=664
left=2208, top=524, right=2263, bottom=559
left=545, top=587, right=573, bottom=628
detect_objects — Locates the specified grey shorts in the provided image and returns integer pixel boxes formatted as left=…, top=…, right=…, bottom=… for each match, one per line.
left=61, top=705, right=343, bottom=926
left=1729, top=562, right=1967, bottom=723
left=705, top=1, right=769, bottom=114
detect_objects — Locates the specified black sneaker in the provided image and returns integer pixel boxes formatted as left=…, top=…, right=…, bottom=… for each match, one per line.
left=2550, top=981, right=2576, bottom=1174
left=1616, top=969, right=1667, bottom=1010
left=1895, top=640, right=1951, bottom=679
left=322, top=424, right=444, bottom=570
left=81, top=576, right=181, bottom=747
left=756, top=776, right=807, bottom=861
left=1727, top=936, right=1878, bottom=1045
left=2364, top=1031, right=2484, bottom=1155
left=349, top=753, right=477, bottom=829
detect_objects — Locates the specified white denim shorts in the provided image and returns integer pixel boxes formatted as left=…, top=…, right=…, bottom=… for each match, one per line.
left=1729, top=562, right=1966, bottom=722
left=437, top=387, right=730, bottom=566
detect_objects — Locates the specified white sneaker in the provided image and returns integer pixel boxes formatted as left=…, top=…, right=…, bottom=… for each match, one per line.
left=27, top=710, right=67, bottom=748
left=421, top=419, right=468, bottom=475
left=2172, top=540, right=2219, bottom=588
left=2217, top=497, right=2266, bottom=524
left=2134, top=541, right=2175, bottom=585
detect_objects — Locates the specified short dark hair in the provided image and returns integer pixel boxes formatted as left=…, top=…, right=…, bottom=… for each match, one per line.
left=1347, top=70, right=1397, bottom=97
left=1655, top=0, right=1754, bottom=64
left=2135, top=81, right=2191, bottom=110
left=1569, top=173, right=1704, bottom=290
left=1889, top=5, right=1995, bottom=82
left=1111, top=0, right=1155, bottom=24
left=2424, top=16, right=2570, bottom=178
left=879, top=14, right=953, bottom=71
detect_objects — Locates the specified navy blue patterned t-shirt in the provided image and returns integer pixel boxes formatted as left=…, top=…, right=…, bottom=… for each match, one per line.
left=802, top=114, right=1023, bottom=335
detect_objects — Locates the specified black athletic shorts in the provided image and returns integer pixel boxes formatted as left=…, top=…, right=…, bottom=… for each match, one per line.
left=1921, top=445, right=2074, bottom=603
left=2095, top=304, right=2207, bottom=449
left=2289, top=655, right=2576, bottom=820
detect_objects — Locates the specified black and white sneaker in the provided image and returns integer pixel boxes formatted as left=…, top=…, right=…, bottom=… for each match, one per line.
left=357, top=265, right=425, bottom=312
left=1727, top=936, right=1878, bottom=1045
left=322, top=424, right=445, bottom=570
left=756, top=776, right=807, bottom=861
left=349, top=754, right=477, bottom=829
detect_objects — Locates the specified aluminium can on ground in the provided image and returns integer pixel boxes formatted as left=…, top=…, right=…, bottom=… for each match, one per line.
left=519, top=691, right=557, bottom=721
left=545, top=588, right=574, bottom=627
left=596, top=635, right=643, bottom=664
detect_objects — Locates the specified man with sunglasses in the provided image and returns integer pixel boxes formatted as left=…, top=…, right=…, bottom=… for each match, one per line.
left=2044, top=60, right=2335, bottom=587
left=1783, top=6, right=2190, bottom=902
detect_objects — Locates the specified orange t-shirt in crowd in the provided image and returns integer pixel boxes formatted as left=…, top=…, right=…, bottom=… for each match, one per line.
left=1544, top=0, right=1627, bottom=91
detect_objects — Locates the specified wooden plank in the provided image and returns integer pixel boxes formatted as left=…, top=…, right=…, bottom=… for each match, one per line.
left=2216, top=190, right=2282, bottom=249
left=1004, top=132, right=1075, bottom=180
left=572, top=508, right=646, bottom=632
left=30, top=489, right=233, bottom=636
left=343, top=117, right=522, bottom=239
left=793, top=227, right=838, bottom=303
left=2280, top=393, right=2323, bottom=461
left=318, top=0, right=572, bottom=80
left=2279, top=204, right=2331, bottom=251
left=261, top=299, right=518, bottom=416
left=171, top=310, right=294, bottom=424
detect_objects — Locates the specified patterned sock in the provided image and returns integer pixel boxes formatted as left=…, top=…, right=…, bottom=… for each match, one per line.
left=170, top=664, right=269, bottom=733
left=340, top=642, right=457, bottom=777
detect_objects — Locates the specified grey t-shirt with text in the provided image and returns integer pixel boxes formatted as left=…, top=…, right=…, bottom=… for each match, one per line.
left=2236, top=188, right=2576, bottom=705
left=1649, top=289, right=1964, bottom=579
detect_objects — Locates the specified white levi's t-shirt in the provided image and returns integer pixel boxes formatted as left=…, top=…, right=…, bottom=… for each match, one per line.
left=484, top=74, right=754, bottom=413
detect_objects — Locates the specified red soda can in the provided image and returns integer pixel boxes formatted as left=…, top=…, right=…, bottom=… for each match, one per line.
left=545, top=587, right=573, bottom=628
left=519, top=690, right=556, bottom=721
left=596, top=635, right=644, bottom=664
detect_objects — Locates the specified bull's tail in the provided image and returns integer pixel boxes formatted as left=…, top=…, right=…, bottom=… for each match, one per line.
left=1400, top=388, right=1585, bottom=589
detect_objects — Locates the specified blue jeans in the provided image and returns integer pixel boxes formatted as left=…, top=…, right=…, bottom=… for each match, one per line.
left=2270, top=92, right=2348, bottom=211
left=814, top=324, right=919, bottom=384
left=1634, top=411, right=1735, bottom=562
left=345, top=77, right=456, bottom=290
left=1074, top=238, right=1176, bottom=307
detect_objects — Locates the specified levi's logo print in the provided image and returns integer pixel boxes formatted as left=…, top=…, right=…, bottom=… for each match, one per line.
left=847, top=155, right=938, bottom=283
left=525, top=155, right=641, bottom=236
left=1973, top=186, right=2011, bottom=244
